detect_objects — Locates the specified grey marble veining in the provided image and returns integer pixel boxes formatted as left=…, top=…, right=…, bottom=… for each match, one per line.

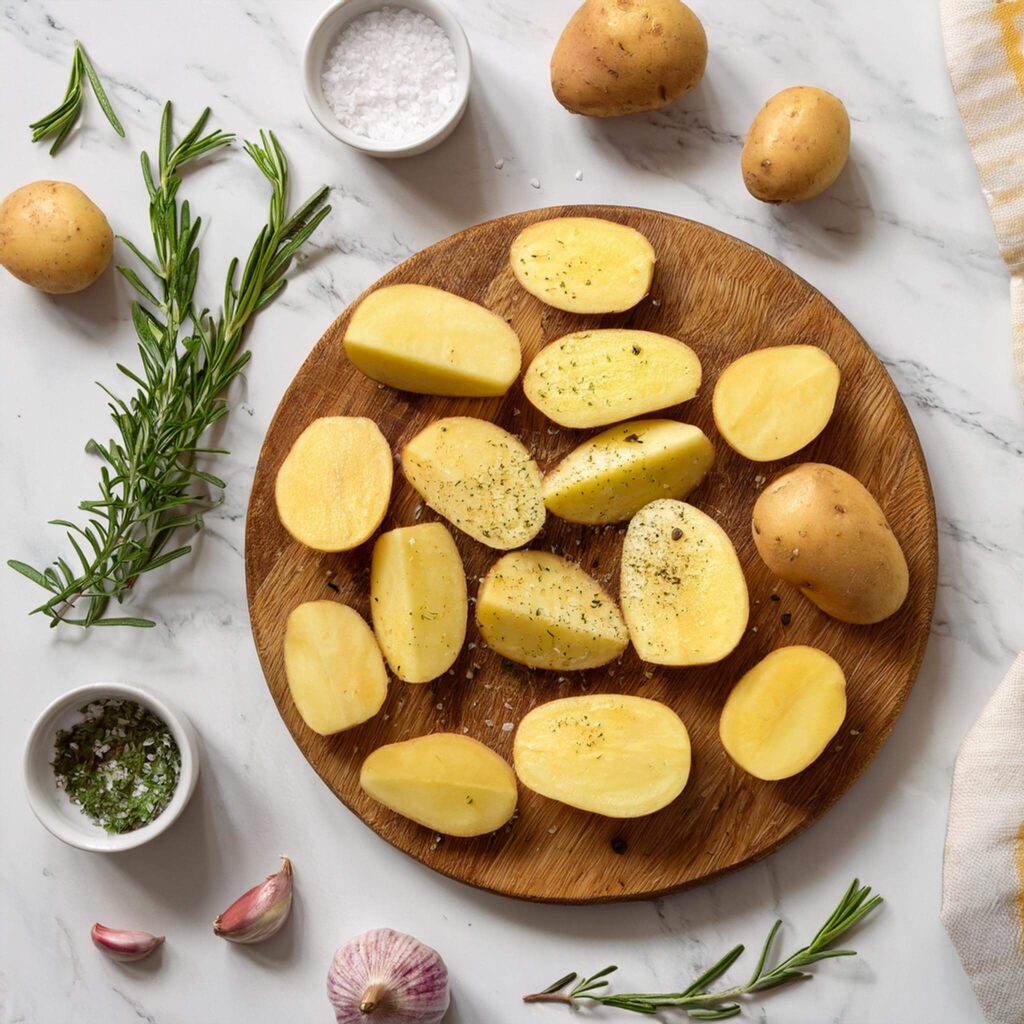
left=0, top=1, right=1022, bottom=1022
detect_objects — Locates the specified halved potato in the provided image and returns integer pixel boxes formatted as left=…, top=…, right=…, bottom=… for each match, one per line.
left=543, top=419, right=714, bottom=525
left=713, top=345, right=840, bottom=461
left=476, top=550, right=628, bottom=671
left=720, top=646, right=847, bottom=780
left=275, top=416, right=392, bottom=551
left=513, top=694, right=691, bottom=817
left=370, top=523, right=468, bottom=683
left=621, top=499, right=748, bottom=665
left=510, top=217, right=655, bottom=314
left=401, top=417, right=545, bottom=549
left=523, top=330, right=702, bottom=429
left=284, top=601, right=388, bottom=735
left=343, top=284, right=522, bottom=397
left=360, top=733, right=518, bottom=836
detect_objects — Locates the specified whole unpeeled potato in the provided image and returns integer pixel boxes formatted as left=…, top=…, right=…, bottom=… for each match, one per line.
left=742, top=87, right=850, bottom=203
left=551, top=0, right=708, bottom=117
left=0, top=181, right=113, bottom=293
left=751, top=463, right=909, bottom=625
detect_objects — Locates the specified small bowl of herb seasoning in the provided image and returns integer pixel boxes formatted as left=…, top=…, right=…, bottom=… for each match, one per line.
left=24, top=683, right=199, bottom=852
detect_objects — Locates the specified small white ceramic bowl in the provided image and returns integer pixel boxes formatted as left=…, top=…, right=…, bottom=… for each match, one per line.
left=24, top=682, right=200, bottom=853
left=302, top=0, right=472, bottom=158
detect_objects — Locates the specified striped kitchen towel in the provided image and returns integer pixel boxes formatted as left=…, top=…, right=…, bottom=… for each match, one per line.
left=941, top=653, right=1024, bottom=1023
left=941, top=0, right=1024, bottom=394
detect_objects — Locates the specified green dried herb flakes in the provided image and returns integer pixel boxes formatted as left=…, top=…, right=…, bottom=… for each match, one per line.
left=52, top=699, right=180, bottom=834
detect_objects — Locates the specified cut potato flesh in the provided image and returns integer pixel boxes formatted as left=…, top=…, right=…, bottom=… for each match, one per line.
left=543, top=419, right=714, bottom=525
left=713, top=344, right=840, bottom=461
left=360, top=733, right=518, bottom=836
left=370, top=523, right=468, bottom=683
left=275, top=416, right=392, bottom=552
left=284, top=601, right=388, bottom=735
left=621, top=499, right=748, bottom=665
left=514, top=694, right=691, bottom=817
left=343, top=284, right=522, bottom=397
left=719, top=645, right=847, bottom=780
left=401, top=416, right=545, bottom=549
left=510, top=216, right=655, bottom=314
left=523, top=330, right=702, bottom=429
left=476, top=550, right=628, bottom=671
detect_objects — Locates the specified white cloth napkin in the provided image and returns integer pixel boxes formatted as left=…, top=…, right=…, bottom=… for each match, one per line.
left=941, top=0, right=1024, bottom=393
left=941, top=653, right=1024, bottom=1023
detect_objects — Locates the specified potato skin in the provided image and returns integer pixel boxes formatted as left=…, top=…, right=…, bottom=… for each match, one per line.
left=751, top=463, right=908, bottom=624
left=551, top=0, right=708, bottom=117
left=0, top=181, right=112, bottom=293
left=741, top=87, right=850, bottom=203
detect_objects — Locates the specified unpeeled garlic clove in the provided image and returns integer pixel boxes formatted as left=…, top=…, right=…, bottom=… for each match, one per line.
left=91, top=923, right=164, bottom=962
left=213, top=856, right=293, bottom=944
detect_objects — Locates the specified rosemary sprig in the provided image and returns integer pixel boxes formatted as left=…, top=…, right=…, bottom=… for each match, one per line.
left=524, top=879, right=882, bottom=1019
left=29, top=40, right=125, bottom=155
left=8, top=103, right=330, bottom=628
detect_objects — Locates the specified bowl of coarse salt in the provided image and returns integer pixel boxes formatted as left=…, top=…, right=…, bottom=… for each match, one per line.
left=303, top=0, right=471, bottom=158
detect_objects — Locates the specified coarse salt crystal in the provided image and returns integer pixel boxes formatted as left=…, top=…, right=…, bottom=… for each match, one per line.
left=320, top=7, right=458, bottom=143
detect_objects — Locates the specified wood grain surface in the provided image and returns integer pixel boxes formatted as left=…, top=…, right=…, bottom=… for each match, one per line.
left=244, top=205, right=937, bottom=903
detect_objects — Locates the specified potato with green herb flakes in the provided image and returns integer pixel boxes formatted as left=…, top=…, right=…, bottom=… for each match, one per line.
left=621, top=499, right=748, bottom=666
left=370, top=523, right=468, bottom=684
left=401, top=417, right=545, bottom=549
left=524, top=330, right=702, bottom=429
left=514, top=694, right=691, bottom=817
left=510, top=216, right=655, bottom=313
left=543, top=419, right=714, bottom=525
left=476, top=550, right=628, bottom=671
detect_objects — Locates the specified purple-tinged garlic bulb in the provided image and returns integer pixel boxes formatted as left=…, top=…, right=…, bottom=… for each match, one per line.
left=91, top=923, right=164, bottom=962
left=327, top=928, right=450, bottom=1024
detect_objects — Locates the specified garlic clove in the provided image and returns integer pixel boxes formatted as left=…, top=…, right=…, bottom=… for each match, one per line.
left=91, top=923, right=164, bottom=962
left=328, top=928, right=449, bottom=1024
left=213, top=856, right=293, bottom=944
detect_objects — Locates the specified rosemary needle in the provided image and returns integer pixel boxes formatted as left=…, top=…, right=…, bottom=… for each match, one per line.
left=29, top=40, right=125, bottom=155
left=8, top=104, right=331, bottom=628
left=523, top=879, right=883, bottom=1019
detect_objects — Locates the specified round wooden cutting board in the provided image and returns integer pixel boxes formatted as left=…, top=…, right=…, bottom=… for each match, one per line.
left=245, top=205, right=937, bottom=904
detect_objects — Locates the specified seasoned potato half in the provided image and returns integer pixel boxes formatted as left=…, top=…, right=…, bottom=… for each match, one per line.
left=524, top=330, right=702, bottom=429
left=510, top=217, right=655, bottom=314
left=370, top=523, right=468, bottom=683
left=275, top=417, right=392, bottom=551
left=752, top=463, right=909, bottom=624
left=543, top=419, right=714, bottom=524
left=284, top=601, right=388, bottom=735
left=713, top=345, right=840, bottom=461
left=621, top=499, right=749, bottom=665
left=343, top=284, right=522, bottom=397
left=514, top=694, right=691, bottom=817
left=360, top=733, right=517, bottom=837
left=476, top=550, right=628, bottom=671
left=401, top=417, right=545, bottom=549
left=720, top=646, right=847, bottom=780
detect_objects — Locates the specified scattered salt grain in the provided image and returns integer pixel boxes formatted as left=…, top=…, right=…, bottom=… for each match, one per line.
left=574, top=170, right=583, bottom=181
left=321, top=6, right=457, bottom=143
left=530, top=177, right=541, bottom=189
left=501, top=722, right=514, bottom=732
left=494, top=158, right=505, bottom=169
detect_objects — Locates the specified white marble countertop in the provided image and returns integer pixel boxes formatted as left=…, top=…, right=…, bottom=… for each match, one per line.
left=1, top=1, right=1022, bottom=1021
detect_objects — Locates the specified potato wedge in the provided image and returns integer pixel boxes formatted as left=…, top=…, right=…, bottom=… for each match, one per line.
left=370, top=523, right=468, bottom=683
left=343, top=284, right=522, bottom=397
left=476, top=551, right=628, bottom=671
left=360, top=733, right=517, bottom=836
left=510, top=217, right=655, bottom=313
left=543, top=419, right=714, bottom=525
left=621, top=499, right=748, bottom=665
left=275, top=416, right=392, bottom=551
left=514, top=694, right=691, bottom=817
left=713, top=345, right=840, bottom=461
left=401, top=417, right=545, bottom=549
left=284, top=601, right=388, bottom=735
left=523, top=330, right=702, bottom=429
left=720, top=646, right=847, bottom=780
